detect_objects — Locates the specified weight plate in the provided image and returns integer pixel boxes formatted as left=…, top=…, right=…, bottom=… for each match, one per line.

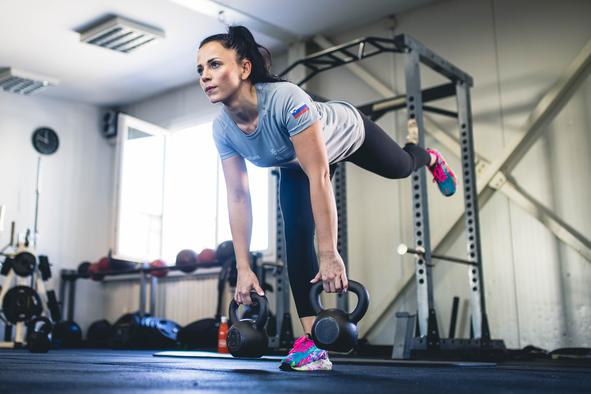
left=13, top=252, right=36, bottom=277
left=2, top=286, right=43, bottom=324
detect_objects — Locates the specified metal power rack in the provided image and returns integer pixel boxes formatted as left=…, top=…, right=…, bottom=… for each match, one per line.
left=279, top=34, right=505, bottom=359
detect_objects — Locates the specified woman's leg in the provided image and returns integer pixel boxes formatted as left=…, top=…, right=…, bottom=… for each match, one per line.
left=279, top=167, right=319, bottom=324
left=279, top=166, right=337, bottom=332
left=279, top=166, right=336, bottom=371
left=346, top=113, right=432, bottom=178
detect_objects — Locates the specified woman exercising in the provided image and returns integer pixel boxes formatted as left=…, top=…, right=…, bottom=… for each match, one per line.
left=196, top=26, right=457, bottom=371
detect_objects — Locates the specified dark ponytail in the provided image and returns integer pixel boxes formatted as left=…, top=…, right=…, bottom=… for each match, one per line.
left=199, top=25, right=283, bottom=84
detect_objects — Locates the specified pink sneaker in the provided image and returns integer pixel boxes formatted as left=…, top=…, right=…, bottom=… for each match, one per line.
left=426, top=148, right=458, bottom=197
left=279, top=335, right=332, bottom=371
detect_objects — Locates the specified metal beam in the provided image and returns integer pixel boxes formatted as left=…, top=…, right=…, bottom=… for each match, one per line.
left=491, top=173, right=591, bottom=263
left=362, top=35, right=591, bottom=339
left=394, top=35, right=473, bottom=86
left=312, top=35, right=490, bottom=168
left=313, top=35, right=395, bottom=97
left=478, top=37, right=591, bottom=189
left=357, top=83, right=457, bottom=118
left=281, top=37, right=401, bottom=85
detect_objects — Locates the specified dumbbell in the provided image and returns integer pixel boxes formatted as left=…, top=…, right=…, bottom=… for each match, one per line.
left=227, top=292, right=269, bottom=358
left=309, top=280, right=370, bottom=353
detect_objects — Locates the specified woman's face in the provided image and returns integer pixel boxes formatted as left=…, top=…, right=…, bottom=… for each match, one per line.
left=197, top=41, right=248, bottom=104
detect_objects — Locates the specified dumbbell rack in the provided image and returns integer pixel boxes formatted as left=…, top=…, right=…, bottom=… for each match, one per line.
left=60, top=260, right=224, bottom=323
left=61, top=254, right=295, bottom=351
left=0, top=250, right=60, bottom=349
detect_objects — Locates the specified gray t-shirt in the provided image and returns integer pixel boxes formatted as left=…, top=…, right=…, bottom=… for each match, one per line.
left=212, top=82, right=364, bottom=168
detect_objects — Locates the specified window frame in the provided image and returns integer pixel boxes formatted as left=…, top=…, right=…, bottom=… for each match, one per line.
left=111, top=113, right=169, bottom=262
left=111, top=113, right=277, bottom=264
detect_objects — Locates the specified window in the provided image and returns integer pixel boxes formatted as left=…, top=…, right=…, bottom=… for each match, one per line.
left=113, top=114, right=274, bottom=264
left=113, top=116, right=166, bottom=262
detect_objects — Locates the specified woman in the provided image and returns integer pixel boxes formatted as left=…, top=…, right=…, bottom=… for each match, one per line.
left=196, top=26, right=457, bottom=371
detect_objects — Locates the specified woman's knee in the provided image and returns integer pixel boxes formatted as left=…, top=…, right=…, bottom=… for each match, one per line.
left=381, top=163, right=414, bottom=179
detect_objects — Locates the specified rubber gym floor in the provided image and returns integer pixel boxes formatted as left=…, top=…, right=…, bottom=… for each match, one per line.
left=1, top=349, right=590, bottom=393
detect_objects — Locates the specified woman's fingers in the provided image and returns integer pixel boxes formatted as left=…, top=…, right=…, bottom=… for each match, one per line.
left=329, top=279, right=336, bottom=293
left=310, top=272, right=322, bottom=283
left=254, top=283, right=265, bottom=297
left=314, top=270, right=349, bottom=293
left=341, top=273, right=349, bottom=292
left=334, top=276, right=343, bottom=292
left=322, top=278, right=330, bottom=293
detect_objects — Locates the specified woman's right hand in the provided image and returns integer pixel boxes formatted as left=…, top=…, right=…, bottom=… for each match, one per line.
left=234, top=267, right=264, bottom=305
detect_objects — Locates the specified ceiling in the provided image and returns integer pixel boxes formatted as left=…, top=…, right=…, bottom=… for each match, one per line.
left=0, top=0, right=436, bottom=107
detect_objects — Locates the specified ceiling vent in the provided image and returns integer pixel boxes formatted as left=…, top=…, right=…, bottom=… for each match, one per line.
left=79, top=16, right=164, bottom=53
left=0, top=68, right=58, bottom=95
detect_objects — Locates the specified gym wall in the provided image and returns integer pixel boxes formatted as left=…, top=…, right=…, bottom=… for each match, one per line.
left=0, top=92, right=112, bottom=332
left=306, top=0, right=591, bottom=348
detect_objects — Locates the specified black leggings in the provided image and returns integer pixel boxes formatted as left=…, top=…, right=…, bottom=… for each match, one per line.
left=279, top=114, right=431, bottom=318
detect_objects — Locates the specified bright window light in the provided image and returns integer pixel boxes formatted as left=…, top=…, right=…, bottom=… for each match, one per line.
left=216, top=150, right=270, bottom=254
left=114, top=114, right=272, bottom=264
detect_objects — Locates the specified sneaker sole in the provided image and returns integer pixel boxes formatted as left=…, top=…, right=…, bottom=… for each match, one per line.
left=290, top=358, right=333, bottom=372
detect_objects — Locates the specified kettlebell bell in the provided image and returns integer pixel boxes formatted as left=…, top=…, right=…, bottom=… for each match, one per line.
left=309, top=280, right=369, bottom=352
left=227, top=292, right=269, bottom=358
left=27, top=316, right=52, bottom=353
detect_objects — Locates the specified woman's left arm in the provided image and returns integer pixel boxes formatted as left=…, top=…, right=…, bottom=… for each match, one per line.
left=291, top=120, right=349, bottom=293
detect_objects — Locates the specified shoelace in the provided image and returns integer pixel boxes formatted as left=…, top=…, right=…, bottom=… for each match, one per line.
left=432, top=163, right=447, bottom=183
left=288, top=336, right=311, bottom=354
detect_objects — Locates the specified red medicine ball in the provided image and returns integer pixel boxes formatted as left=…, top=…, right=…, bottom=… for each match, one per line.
left=198, top=248, right=217, bottom=264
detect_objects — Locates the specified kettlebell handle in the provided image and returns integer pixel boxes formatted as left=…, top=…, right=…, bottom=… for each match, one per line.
left=228, top=292, right=269, bottom=329
left=309, top=280, right=369, bottom=324
left=27, top=316, right=52, bottom=335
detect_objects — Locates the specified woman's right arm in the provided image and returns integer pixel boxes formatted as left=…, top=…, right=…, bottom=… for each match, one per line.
left=221, top=155, right=264, bottom=305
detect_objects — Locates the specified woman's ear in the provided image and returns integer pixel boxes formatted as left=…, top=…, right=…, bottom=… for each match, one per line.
left=241, top=58, right=252, bottom=80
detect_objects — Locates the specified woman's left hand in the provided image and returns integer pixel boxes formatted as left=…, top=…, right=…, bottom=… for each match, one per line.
left=310, top=251, right=349, bottom=293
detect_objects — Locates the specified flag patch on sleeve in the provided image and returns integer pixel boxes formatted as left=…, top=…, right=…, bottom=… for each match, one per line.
left=290, top=103, right=309, bottom=120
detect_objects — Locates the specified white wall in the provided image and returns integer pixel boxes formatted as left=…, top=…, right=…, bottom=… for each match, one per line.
left=0, top=91, right=113, bottom=333
left=122, top=83, right=218, bottom=132
left=310, top=0, right=591, bottom=349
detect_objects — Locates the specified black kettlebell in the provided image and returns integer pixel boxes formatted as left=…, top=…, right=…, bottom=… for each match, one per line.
left=27, top=316, right=52, bottom=353
left=309, top=280, right=369, bottom=352
left=227, top=292, right=269, bottom=358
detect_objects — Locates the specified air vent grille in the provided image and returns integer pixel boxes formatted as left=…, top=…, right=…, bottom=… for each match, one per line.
left=80, top=16, right=164, bottom=53
left=0, top=68, right=58, bottom=96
